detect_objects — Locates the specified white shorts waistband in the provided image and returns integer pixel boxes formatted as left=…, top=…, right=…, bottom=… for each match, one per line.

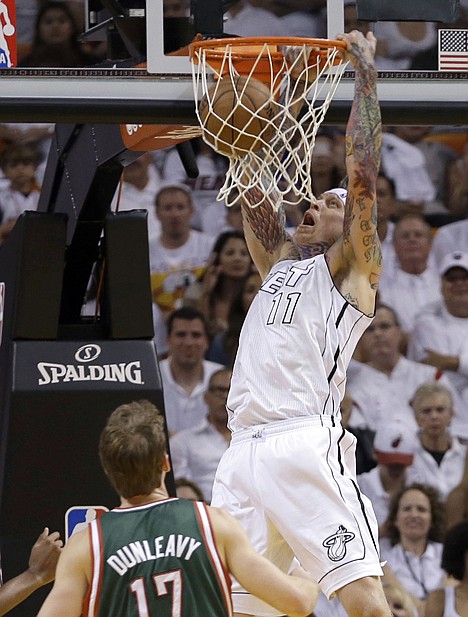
left=230, top=415, right=338, bottom=444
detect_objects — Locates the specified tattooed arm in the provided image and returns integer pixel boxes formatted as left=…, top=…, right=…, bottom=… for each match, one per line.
left=333, top=30, right=382, bottom=313
left=241, top=186, right=300, bottom=280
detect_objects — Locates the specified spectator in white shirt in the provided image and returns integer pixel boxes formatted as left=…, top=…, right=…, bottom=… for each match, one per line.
left=0, top=143, right=41, bottom=244
left=381, top=483, right=446, bottom=615
left=358, top=420, right=416, bottom=531
left=407, top=383, right=467, bottom=503
left=266, top=0, right=326, bottom=37
left=159, top=307, right=225, bottom=435
left=170, top=368, right=231, bottom=502
left=347, top=304, right=458, bottom=435
left=378, top=214, right=441, bottom=340
left=112, top=153, right=162, bottom=244
left=223, top=0, right=284, bottom=37
left=408, top=251, right=468, bottom=439
left=374, top=22, right=438, bottom=71
left=162, top=139, right=228, bottom=233
left=391, top=126, right=456, bottom=215
left=150, top=184, right=215, bottom=319
left=380, top=131, right=436, bottom=215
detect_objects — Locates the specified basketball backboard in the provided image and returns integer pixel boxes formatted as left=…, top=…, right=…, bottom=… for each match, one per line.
left=0, top=0, right=466, bottom=125
left=145, top=0, right=468, bottom=126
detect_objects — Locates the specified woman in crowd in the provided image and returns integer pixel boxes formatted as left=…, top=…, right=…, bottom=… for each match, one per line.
left=206, top=270, right=262, bottom=367
left=408, top=382, right=466, bottom=503
left=19, top=1, right=100, bottom=68
left=381, top=483, right=446, bottom=616
left=184, top=230, right=253, bottom=338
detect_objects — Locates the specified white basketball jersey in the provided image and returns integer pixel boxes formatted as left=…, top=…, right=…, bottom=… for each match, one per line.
left=228, top=254, right=373, bottom=432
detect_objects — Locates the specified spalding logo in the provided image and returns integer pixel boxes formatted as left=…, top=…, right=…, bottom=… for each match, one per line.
left=37, top=344, right=144, bottom=386
left=75, top=344, right=101, bottom=363
left=37, top=361, right=143, bottom=386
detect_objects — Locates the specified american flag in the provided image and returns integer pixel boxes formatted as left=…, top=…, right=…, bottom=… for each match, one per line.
left=438, top=29, right=468, bottom=71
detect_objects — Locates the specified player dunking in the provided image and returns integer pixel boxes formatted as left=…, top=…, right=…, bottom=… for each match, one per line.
left=211, top=31, right=392, bottom=617
left=36, top=400, right=318, bottom=617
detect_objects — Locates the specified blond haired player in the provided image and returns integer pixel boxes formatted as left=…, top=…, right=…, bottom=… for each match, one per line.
left=211, top=31, right=392, bottom=617
left=36, top=401, right=318, bottom=617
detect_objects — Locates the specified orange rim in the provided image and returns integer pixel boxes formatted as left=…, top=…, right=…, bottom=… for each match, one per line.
left=190, top=36, right=346, bottom=87
left=190, top=36, right=347, bottom=55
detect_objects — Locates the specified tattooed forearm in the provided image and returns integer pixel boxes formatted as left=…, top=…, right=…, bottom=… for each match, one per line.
left=347, top=59, right=381, bottom=188
left=346, top=38, right=381, bottom=175
left=343, top=39, right=382, bottom=260
left=242, top=186, right=288, bottom=254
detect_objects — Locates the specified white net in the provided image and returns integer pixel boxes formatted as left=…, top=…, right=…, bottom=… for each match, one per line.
left=191, top=38, right=348, bottom=211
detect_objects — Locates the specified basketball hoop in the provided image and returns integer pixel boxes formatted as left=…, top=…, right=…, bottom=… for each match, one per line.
left=190, top=37, right=348, bottom=211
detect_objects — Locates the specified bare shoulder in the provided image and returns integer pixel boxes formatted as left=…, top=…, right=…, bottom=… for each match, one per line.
left=59, top=528, right=92, bottom=570
left=203, top=506, right=242, bottom=567
left=205, top=505, right=233, bottom=529
left=205, top=506, right=246, bottom=542
left=65, top=527, right=89, bottom=549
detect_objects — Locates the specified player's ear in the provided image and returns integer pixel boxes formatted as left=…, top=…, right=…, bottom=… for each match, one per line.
left=162, top=453, right=171, bottom=472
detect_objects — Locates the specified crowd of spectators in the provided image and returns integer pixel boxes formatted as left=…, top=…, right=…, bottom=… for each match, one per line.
left=0, top=2, right=468, bottom=616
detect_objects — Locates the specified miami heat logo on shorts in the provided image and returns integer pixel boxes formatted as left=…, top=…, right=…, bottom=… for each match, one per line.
left=322, top=525, right=355, bottom=562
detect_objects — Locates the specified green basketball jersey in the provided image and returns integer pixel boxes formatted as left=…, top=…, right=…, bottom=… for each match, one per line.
left=84, top=498, right=232, bottom=617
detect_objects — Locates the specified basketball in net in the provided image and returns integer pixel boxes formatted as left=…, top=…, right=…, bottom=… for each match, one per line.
left=198, top=76, right=277, bottom=157
left=191, top=37, right=348, bottom=209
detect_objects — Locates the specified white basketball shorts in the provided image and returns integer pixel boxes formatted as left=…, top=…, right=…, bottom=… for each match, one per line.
left=211, top=416, right=383, bottom=617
